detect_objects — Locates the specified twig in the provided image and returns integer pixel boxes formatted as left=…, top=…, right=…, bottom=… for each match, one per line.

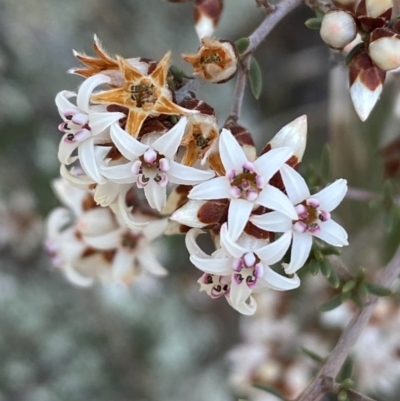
left=295, top=245, right=400, bottom=401
left=326, top=254, right=354, bottom=280
left=331, top=383, right=378, bottom=401
left=227, top=0, right=303, bottom=122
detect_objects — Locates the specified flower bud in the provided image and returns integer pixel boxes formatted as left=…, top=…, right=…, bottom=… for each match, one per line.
left=320, top=11, right=357, bottom=49
left=194, top=0, right=223, bottom=39
left=349, top=50, right=386, bottom=121
left=369, top=29, right=400, bottom=71
left=365, top=0, right=392, bottom=18
left=182, top=37, right=237, bottom=83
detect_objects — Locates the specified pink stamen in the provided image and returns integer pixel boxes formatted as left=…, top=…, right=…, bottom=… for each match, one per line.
left=308, top=224, right=321, bottom=234
left=136, top=175, right=149, bottom=188
left=156, top=173, right=169, bottom=187
left=246, top=190, right=258, bottom=202
left=295, top=204, right=308, bottom=218
left=241, top=180, right=250, bottom=189
left=71, top=113, right=89, bottom=125
left=242, top=161, right=255, bottom=172
left=131, top=160, right=142, bottom=175
left=159, top=158, right=170, bottom=172
left=229, top=186, right=241, bottom=199
left=306, top=197, right=320, bottom=208
left=143, top=148, right=157, bottom=164
left=74, top=129, right=91, bottom=142
left=233, top=273, right=243, bottom=285
left=63, top=109, right=77, bottom=118
left=58, top=122, right=67, bottom=132
left=232, top=258, right=243, bottom=272
left=293, top=221, right=307, bottom=233
left=254, top=263, right=264, bottom=278
left=256, top=175, right=265, bottom=189
left=243, top=252, right=256, bottom=267
left=226, top=169, right=236, bottom=181
left=319, top=210, right=331, bottom=222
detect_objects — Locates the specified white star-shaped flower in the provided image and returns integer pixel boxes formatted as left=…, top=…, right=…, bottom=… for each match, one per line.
left=56, top=74, right=125, bottom=183
left=186, top=223, right=300, bottom=315
left=250, top=164, right=348, bottom=274
left=101, top=116, right=215, bottom=211
left=187, top=128, right=295, bottom=241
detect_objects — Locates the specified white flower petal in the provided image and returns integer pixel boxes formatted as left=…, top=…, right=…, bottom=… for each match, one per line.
left=46, top=207, right=72, bottom=238
left=285, top=231, right=313, bottom=274
left=257, top=185, right=298, bottom=219
left=314, top=219, right=349, bottom=246
left=58, top=134, right=80, bottom=165
left=141, top=218, right=168, bottom=241
left=137, top=247, right=168, bottom=276
left=77, top=74, right=111, bottom=113
left=144, top=180, right=166, bottom=211
left=78, top=139, right=106, bottom=184
left=111, top=250, right=135, bottom=282
left=168, top=161, right=215, bottom=185
left=101, top=162, right=136, bottom=184
left=255, top=231, right=292, bottom=265
left=280, top=164, right=310, bottom=205
left=188, top=176, right=231, bottom=200
left=185, top=229, right=210, bottom=259
left=110, top=123, right=148, bottom=161
left=55, top=91, right=78, bottom=115
left=190, top=255, right=232, bottom=275
left=64, top=263, right=94, bottom=287
left=117, top=189, right=148, bottom=229
left=220, top=223, right=247, bottom=258
left=350, top=77, right=382, bottom=122
left=219, top=128, right=248, bottom=171
left=170, top=200, right=208, bottom=229
left=89, top=112, right=125, bottom=136
left=313, top=179, right=347, bottom=212
left=228, top=198, right=253, bottom=241
left=226, top=295, right=257, bottom=315
left=152, top=117, right=188, bottom=159
left=60, top=164, right=95, bottom=189
left=250, top=211, right=292, bottom=233
left=256, top=265, right=300, bottom=291
left=229, top=281, right=252, bottom=306
left=51, top=178, right=84, bottom=216
left=94, top=181, right=122, bottom=207
left=82, top=230, right=121, bottom=250
left=253, top=147, right=293, bottom=182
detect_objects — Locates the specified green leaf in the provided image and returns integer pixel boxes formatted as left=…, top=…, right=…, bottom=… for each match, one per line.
left=304, top=17, right=323, bottom=29
left=352, top=292, right=364, bottom=310
left=358, top=283, right=369, bottom=298
left=301, top=346, right=325, bottom=363
left=338, top=389, right=348, bottom=401
left=235, top=37, right=250, bottom=54
left=326, top=268, right=340, bottom=288
left=341, top=291, right=352, bottom=302
left=365, top=282, right=393, bottom=296
left=345, top=42, right=364, bottom=66
left=313, top=248, right=324, bottom=262
left=319, top=259, right=332, bottom=279
left=342, top=280, right=356, bottom=293
left=319, top=293, right=343, bottom=312
left=248, top=57, right=262, bottom=100
left=321, top=245, right=341, bottom=255
left=308, top=258, right=320, bottom=276
left=341, top=378, right=354, bottom=390
left=252, top=383, right=286, bottom=400
left=169, top=65, right=185, bottom=80
left=336, top=357, right=353, bottom=383
left=320, top=144, right=331, bottom=180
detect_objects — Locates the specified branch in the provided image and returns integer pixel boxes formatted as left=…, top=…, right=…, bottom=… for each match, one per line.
left=326, top=254, right=354, bottom=280
left=227, top=0, right=303, bottom=122
left=295, top=245, right=400, bottom=401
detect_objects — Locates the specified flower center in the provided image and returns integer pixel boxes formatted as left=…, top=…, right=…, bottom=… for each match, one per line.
left=200, top=273, right=230, bottom=299
left=134, top=148, right=170, bottom=188
left=293, top=198, right=331, bottom=234
left=60, top=111, right=91, bottom=143
left=200, top=49, right=222, bottom=65
left=227, top=162, right=264, bottom=201
left=130, top=80, right=158, bottom=110
left=121, top=231, right=142, bottom=252
left=232, top=252, right=264, bottom=289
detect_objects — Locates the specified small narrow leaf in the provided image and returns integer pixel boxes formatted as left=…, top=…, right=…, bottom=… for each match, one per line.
left=336, top=357, right=354, bottom=383
left=319, top=293, right=343, bottom=312
left=313, top=248, right=324, bottom=262
left=305, top=17, right=323, bottom=29
left=319, top=259, right=332, bottom=279
left=338, top=389, right=348, bottom=401
left=341, top=291, right=352, bottom=302
left=365, top=282, right=393, bottom=296
left=352, top=292, right=364, bottom=310
left=248, top=57, right=262, bottom=100
left=345, top=42, right=364, bottom=66
left=235, top=37, right=250, bottom=54
left=358, top=283, right=369, bottom=298
left=321, top=245, right=341, bottom=255
left=301, top=346, right=325, bottom=363
left=326, top=268, right=340, bottom=288
left=252, top=383, right=286, bottom=400
left=341, top=378, right=354, bottom=390
left=308, top=258, right=320, bottom=276
left=342, top=280, right=356, bottom=293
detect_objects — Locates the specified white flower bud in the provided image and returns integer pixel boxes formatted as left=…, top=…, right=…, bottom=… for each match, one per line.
left=369, top=36, right=400, bottom=71
left=320, top=11, right=357, bottom=49
left=365, top=0, right=392, bottom=18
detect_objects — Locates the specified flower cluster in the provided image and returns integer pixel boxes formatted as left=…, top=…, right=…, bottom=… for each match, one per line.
left=319, top=0, right=397, bottom=121
left=46, top=36, right=349, bottom=314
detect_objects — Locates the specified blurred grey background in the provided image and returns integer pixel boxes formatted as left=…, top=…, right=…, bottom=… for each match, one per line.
left=0, top=0, right=398, bottom=400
